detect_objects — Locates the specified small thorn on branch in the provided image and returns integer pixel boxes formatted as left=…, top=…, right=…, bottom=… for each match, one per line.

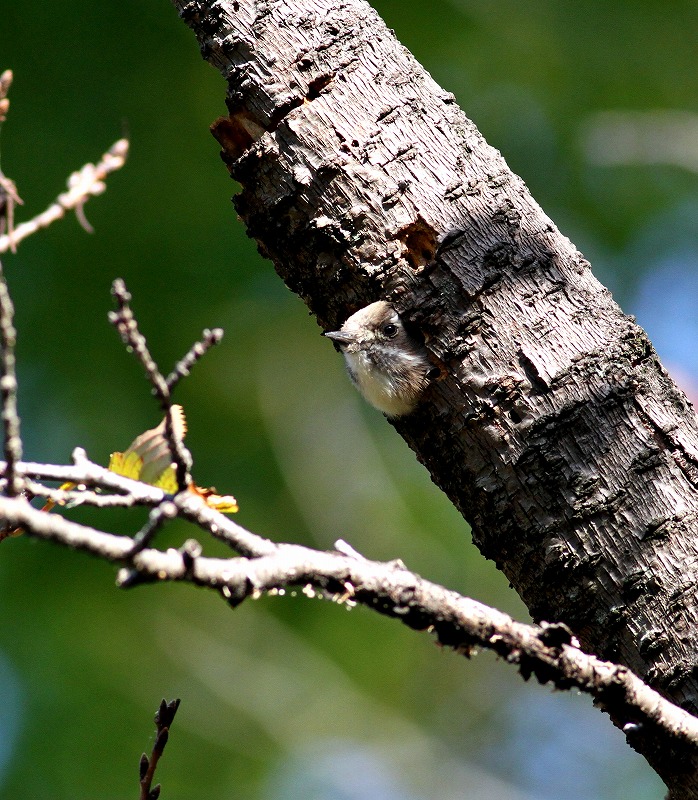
left=180, top=538, right=202, bottom=575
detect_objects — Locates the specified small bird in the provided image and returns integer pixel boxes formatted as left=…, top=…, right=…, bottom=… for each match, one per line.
left=324, top=301, right=433, bottom=417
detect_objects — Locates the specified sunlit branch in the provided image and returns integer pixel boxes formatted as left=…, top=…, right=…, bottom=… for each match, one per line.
left=0, top=138, right=129, bottom=254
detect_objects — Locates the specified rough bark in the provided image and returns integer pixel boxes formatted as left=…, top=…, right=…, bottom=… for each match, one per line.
left=173, top=0, right=698, bottom=793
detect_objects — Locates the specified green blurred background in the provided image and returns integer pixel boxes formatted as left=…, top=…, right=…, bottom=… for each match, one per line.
left=2, top=1, right=697, bottom=797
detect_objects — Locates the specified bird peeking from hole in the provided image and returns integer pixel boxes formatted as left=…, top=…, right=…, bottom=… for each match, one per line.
left=324, top=301, right=434, bottom=418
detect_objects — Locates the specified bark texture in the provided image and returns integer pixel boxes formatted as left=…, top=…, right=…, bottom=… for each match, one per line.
left=174, top=0, right=698, bottom=791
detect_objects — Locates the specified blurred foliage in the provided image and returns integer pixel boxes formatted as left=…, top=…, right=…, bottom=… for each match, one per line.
left=1, top=0, right=695, bottom=797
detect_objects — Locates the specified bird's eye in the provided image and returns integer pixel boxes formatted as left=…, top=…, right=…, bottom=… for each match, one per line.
left=382, top=323, right=399, bottom=338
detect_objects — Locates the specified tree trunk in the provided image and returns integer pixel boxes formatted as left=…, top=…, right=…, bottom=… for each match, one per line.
left=173, top=0, right=698, bottom=792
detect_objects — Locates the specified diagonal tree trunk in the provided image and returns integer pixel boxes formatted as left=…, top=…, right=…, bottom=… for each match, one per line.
left=173, top=0, right=698, bottom=792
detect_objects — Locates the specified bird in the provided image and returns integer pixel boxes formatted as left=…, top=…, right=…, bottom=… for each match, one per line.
left=324, top=301, right=433, bottom=417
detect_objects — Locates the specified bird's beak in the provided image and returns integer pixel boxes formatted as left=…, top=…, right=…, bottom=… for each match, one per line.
left=324, top=330, right=355, bottom=344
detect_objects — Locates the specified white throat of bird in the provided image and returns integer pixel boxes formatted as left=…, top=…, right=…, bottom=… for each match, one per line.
left=324, top=301, right=432, bottom=417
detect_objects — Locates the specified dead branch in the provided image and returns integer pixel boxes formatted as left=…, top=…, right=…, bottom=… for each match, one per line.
left=0, top=138, right=129, bottom=254
left=1, top=486, right=697, bottom=777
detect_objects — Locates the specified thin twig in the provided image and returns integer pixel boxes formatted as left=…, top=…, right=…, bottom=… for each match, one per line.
left=0, top=70, right=23, bottom=253
left=0, top=494, right=136, bottom=559
left=0, top=172, right=21, bottom=253
left=109, top=280, right=168, bottom=399
left=173, top=490, right=276, bottom=556
left=2, top=453, right=168, bottom=501
left=0, top=174, right=21, bottom=250
left=108, top=280, right=192, bottom=489
left=21, top=480, right=161, bottom=510
left=139, top=699, right=180, bottom=800
left=0, top=259, right=21, bottom=495
left=0, top=139, right=129, bottom=254
left=165, top=327, right=224, bottom=391
left=0, top=453, right=276, bottom=557
left=127, top=502, right=178, bottom=556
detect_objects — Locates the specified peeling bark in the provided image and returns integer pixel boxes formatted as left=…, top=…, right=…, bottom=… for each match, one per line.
left=173, top=0, right=698, bottom=792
